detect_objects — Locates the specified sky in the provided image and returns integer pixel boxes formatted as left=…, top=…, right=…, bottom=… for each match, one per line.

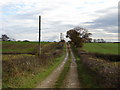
left=1, top=0, right=119, bottom=42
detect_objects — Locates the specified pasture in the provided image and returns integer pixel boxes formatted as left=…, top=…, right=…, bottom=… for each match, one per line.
left=82, top=43, right=119, bottom=55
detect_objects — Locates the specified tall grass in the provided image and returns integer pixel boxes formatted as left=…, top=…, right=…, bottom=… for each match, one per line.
left=19, top=52, right=66, bottom=88
left=72, top=44, right=119, bottom=88
left=2, top=42, right=65, bottom=88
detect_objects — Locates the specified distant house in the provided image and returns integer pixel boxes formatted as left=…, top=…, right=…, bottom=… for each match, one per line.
left=0, top=38, right=2, bottom=41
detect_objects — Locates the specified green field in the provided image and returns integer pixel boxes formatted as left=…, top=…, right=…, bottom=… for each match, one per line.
left=2, top=41, right=50, bottom=54
left=82, top=43, right=119, bottom=55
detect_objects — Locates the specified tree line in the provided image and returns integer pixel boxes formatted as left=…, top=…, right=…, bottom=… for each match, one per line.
left=1, top=30, right=106, bottom=44
left=1, top=34, right=29, bottom=42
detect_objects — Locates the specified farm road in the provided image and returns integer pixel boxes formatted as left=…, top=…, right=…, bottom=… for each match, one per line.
left=36, top=44, right=69, bottom=88
left=62, top=46, right=80, bottom=88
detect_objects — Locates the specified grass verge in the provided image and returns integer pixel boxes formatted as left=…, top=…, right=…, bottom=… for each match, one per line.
left=3, top=54, right=66, bottom=88
left=19, top=49, right=66, bottom=88
left=54, top=50, right=71, bottom=88
left=18, top=46, right=66, bottom=88
left=72, top=46, right=100, bottom=88
left=76, top=58, right=100, bottom=88
left=20, top=54, right=66, bottom=88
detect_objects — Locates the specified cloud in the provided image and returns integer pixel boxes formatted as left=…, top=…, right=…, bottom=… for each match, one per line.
left=85, top=11, right=118, bottom=33
left=86, top=11, right=117, bottom=30
left=1, top=0, right=119, bottom=42
left=82, top=7, right=118, bottom=41
left=93, top=12, right=117, bottom=27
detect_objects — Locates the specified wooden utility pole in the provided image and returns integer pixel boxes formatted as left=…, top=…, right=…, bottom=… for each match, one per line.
left=38, top=16, right=41, bottom=56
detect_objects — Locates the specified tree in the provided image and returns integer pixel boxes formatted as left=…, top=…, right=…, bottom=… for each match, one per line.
left=93, top=39, right=97, bottom=43
left=23, top=40, right=29, bottom=42
left=66, top=26, right=92, bottom=47
left=94, top=39, right=105, bottom=43
left=2, top=34, right=10, bottom=41
left=100, top=39, right=105, bottom=43
left=2, top=34, right=16, bottom=41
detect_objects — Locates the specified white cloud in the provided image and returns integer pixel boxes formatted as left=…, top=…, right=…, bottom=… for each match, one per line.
left=1, top=0, right=119, bottom=41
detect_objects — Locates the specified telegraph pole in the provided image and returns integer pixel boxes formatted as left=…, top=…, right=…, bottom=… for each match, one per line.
left=38, top=16, right=41, bottom=56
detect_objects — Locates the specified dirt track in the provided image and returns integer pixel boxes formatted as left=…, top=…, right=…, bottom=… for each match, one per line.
left=62, top=48, right=80, bottom=88
left=36, top=45, right=68, bottom=88
left=36, top=44, right=80, bottom=88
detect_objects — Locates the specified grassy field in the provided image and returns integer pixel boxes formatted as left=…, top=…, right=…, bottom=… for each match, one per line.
left=2, top=41, right=50, bottom=54
left=2, top=41, right=66, bottom=88
left=82, top=43, right=119, bottom=55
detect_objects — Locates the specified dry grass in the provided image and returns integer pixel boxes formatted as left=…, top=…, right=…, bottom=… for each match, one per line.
left=80, top=54, right=119, bottom=88
left=72, top=45, right=119, bottom=88
left=2, top=42, right=65, bottom=88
